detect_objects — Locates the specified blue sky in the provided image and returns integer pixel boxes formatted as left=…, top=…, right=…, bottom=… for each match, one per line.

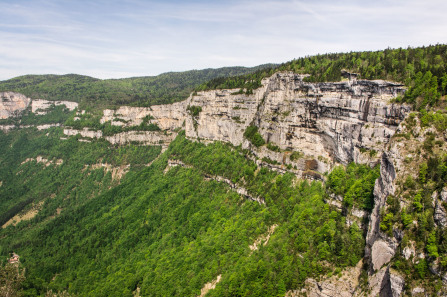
left=1, top=0, right=446, bottom=80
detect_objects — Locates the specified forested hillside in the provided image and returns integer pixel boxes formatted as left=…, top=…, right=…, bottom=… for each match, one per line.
left=1, top=45, right=447, bottom=296
left=0, top=65, right=274, bottom=109
left=0, top=131, right=375, bottom=296
left=198, top=45, right=447, bottom=109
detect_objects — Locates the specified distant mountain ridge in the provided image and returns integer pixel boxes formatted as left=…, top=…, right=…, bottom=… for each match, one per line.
left=0, top=65, right=276, bottom=109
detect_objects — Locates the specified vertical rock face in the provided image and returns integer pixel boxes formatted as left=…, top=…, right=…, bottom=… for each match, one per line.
left=186, top=72, right=409, bottom=167
left=99, top=72, right=409, bottom=176
left=64, top=128, right=103, bottom=139
left=363, top=151, right=404, bottom=295
left=0, top=92, right=31, bottom=119
left=367, top=153, right=396, bottom=250
left=101, top=101, right=187, bottom=131
left=379, top=267, right=405, bottom=297
left=104, top=131, right=176, bottom=147
left=182, top=73, right=409, bottom=296
left=184, top=82, right=268, bottom=144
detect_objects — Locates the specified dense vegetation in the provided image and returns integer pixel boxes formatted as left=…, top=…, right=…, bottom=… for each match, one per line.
left=0, top=128, right=161, bottom=228
left=327, top=163, right=380, bottom=211
left=0, top=65, right=274, bottom=109
left=0, top=105, right=74, bottom=126
left=243, top=125, right=265, bottom=147
left=197, top=44, right=447, bottom=109
left=0, top=131, right=376, bottom=296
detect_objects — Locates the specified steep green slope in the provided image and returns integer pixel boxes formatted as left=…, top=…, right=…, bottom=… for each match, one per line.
left=0, top=128, right=161, bottom=229
left=0, top=132, right=376, bottom=296
left=374, top=109, right=447, bottom=292
left=0, top=65, right=274, bottom=109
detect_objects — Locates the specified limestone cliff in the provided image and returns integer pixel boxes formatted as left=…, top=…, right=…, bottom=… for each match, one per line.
left=0, top=92, right=31, bottom=119
left=101, top=101, right=186, bottom=131
left=100, top=72, right=409, bottom=175
left=0, top=93, right=78, bottom=131
left=31, top=99, right=78, bottom=114
left=183, top=72, right=409, bottom=175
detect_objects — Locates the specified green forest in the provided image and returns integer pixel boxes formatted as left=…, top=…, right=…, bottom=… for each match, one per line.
left=0, top=131, right=374, bottom=296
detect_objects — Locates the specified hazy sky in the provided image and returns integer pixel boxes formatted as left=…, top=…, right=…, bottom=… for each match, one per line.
left=1, top=0, right=446, bottom=80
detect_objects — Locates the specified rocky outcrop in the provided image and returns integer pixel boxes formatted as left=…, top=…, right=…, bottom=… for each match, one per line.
left=0, top=123, right=62, bottom=132
left=36, top=123, right=62, bottom=130
left=101, top=101, right=186, bottom=130
left=371, top=240, right=396, bottom=271
left=64, top=128, right=103, bottom=139
left=63, top=128, right=176, bottom=147
left=325, top=194, right=368, bottom=228
left=362, top=150, right=404, bottom=295
left=31, top=99, right=78, bottom=114
left=85, top=163, right=130, bottom=182
left=104, top=131, right=176, bottom=147
left=434, top=199, right=447, bottom=228
left=198, top=275, right=221, bottom=297
left=0, top=92, right=31, bottom=119
left=203, top=173, right=265, bottom=204
left=298, top=262, right=403, bottom=297
left=402, top=241, right=416, bottom=261
left=21, top=156, right=63, bottom=167
left=379, top=267, right=405, bottom=297
left=365, top=152, right=398, bottom=267
left=0, top=125, right=16, bottom=132
left=164, top=159, right=193, bottom=174
left=367, top=266, right=405, bottom=297
left=433, top=190, right=447, bottom=228
left=290, top=260, right=364, bottom=297
left=363, top=108, right=447, bottom=295
left=249, top=224, right=278, bottom=251
left=0, top=93, right=78, bottom=120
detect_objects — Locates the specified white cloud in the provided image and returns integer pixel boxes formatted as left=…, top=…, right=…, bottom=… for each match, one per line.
left=0, top=0, right=446, bottom=80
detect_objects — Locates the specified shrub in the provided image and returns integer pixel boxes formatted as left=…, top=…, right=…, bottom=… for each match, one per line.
left=267, top=143, right=280, bottom=152
left=289, top=151, right=303, bottom=161
left=187, top=105, right=202, bottom=117
left=243, top=125, right=265, bottom=147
